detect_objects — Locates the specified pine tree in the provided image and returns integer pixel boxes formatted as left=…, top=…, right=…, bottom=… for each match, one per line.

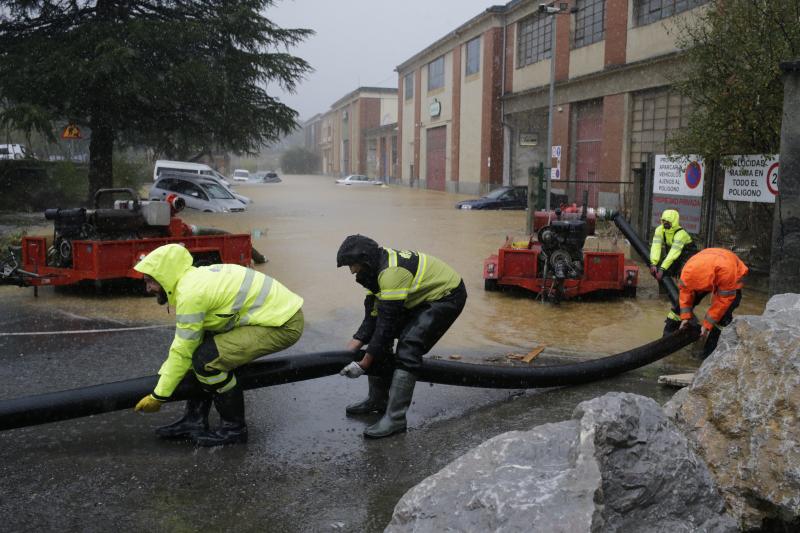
left=0, top=1, right=312, bottom=196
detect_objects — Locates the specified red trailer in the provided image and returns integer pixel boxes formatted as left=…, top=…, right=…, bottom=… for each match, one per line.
left=483, top=205, right=639, bottom=301
left=1, top=189, right=252, bottom=289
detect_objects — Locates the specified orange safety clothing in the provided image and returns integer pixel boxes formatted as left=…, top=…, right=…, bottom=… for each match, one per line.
left=678, top=248, right=748, bottom=331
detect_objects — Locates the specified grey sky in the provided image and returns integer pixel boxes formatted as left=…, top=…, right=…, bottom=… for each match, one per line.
left=268, top=0, right=497, bottom=121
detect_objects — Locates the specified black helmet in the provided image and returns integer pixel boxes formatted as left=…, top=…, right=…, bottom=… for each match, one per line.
left=337, top=234, right=380, bottom=268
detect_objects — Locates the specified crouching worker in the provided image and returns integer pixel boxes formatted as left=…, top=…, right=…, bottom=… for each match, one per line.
left=133, top=244, right=303, bottom=447
left=677, top=248, right=748, bottom=359
left=336, top=235, right=467, bottom=439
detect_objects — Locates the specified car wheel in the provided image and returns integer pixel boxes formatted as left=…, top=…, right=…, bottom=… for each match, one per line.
left=484, top=279, right=499, bottom=291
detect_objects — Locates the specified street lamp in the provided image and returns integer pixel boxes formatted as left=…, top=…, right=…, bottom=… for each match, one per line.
left=539, top=2, right=577, bottom=213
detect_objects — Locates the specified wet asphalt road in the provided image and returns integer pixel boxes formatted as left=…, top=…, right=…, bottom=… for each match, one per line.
left=0, top=176, right=766, bottom=531
left=1, top=305, right=683, bottom=532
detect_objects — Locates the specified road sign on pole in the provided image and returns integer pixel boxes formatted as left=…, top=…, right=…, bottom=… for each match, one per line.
left=61, top=124, right=82, bottom=140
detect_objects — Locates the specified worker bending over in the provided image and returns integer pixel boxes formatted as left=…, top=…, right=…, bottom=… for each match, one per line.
left=133, top=244, right=304, bottom=446
left=677, top=248, right=748, bottom=358
left=337, top=235, right=467, bottom=439
left=651, top=209, right=697, bottom=335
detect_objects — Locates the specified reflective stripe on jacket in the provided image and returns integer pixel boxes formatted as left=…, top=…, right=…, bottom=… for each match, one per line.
left=678, top=248, right=748, bottom=330
left=650, top=210, right=693, bottom=270
left=134, top=244, right=303, bottom=398
left=375, top=248, right=461, bottom=308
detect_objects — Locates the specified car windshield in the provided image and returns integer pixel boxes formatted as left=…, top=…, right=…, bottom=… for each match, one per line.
left=202, top=182, right=234, bottom=199
left=484, top=188, right=511, bottom=199
left=234, top=170, right=248, bottom=177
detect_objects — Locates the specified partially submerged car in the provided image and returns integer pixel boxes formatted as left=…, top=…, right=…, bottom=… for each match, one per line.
left=150, top=173, right=246, bottom=213
left=455, top=185, right=527, bottom=210
left=336, top=174, right=383, bottom=186
left=254, top=170, right=282, bottom=183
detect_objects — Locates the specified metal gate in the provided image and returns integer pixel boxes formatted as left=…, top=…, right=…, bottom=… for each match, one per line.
left=574, top=100, right=603, bottom=206
left=426, top=126, right=446, bottom=191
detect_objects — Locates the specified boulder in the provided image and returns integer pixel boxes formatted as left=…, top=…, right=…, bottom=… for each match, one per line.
left=667, top=293, right=800, bottom=530
left=386, top=393, right=735, bottom=532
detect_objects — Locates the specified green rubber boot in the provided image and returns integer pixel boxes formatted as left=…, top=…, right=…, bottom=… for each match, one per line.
left=364, top=369, right=416, bottom=439
left=346, top=376, right=390, bottom=415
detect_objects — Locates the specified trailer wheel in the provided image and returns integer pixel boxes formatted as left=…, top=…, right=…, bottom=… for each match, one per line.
left=484, top=279, right=499, bottom=291
left=623, top=286, right=637, bottom=298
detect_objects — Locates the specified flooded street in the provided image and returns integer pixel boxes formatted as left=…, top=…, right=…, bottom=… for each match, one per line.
left=0, top=175, right=768, bottom=532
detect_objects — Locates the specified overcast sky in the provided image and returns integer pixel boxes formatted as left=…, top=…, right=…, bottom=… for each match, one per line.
left=267, top=0, right=497, bottom=121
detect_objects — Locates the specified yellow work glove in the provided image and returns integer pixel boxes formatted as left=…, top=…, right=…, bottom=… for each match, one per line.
left=134, top=394, right=164, bottom=413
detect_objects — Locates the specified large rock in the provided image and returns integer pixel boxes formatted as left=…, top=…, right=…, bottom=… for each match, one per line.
left=386, top=393, right=735, bottom=532
left=667, top=293, right=800, bottom=530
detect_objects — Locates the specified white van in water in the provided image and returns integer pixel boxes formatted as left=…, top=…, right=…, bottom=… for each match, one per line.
left=152, top=160, right=250, bottom=204
left=0, top=144, right=30, bottom=160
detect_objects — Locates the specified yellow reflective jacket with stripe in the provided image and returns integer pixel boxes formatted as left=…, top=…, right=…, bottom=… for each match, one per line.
left=134, top=244, right=303, bottom=398
left=374, top=248, right=461, bottom=307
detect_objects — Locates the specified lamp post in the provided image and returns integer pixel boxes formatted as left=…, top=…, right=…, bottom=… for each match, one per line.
left=539, top=3, right=577, bottom=213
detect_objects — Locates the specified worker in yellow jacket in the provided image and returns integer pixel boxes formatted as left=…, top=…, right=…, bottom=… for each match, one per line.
left=133, top=244, right=304, bottom=447
left=650, top=209, right=698, bottom=336
left=337, top=235, right=466, bottom=439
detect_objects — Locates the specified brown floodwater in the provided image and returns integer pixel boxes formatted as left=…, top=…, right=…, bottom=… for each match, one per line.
left=1, top=174, right=768, bottom=357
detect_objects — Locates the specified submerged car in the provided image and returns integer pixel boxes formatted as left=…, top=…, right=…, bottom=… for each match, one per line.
left=336, top=174, right=383, bottom=186
left=254, top=170, right=282, bottom=183
left=150, top=174, right=246, bottom=213
left=455, top=185, right=528, bottom=210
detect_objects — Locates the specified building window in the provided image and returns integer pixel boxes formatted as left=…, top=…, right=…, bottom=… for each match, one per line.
left=634, top=0, right=708, bottom=27
left=465, top=37, right=480, bottom=76
left=574, top=0, right=605, bottom=48
left=428, top=55, right=445, bottom=91
left=517, top=13, right=552, bottom=68
left=404, top=73, right=414, bottom=100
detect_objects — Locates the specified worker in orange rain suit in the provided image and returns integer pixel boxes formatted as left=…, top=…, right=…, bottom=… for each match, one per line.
left=650, top=209, right=698, bottom=336
left=677, top=248, right=748, bottom=359
left=132, top=244, right=304, bottom=447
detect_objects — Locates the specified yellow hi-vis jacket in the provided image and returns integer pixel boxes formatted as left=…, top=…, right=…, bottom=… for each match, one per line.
left=650, top=209, right=694, bottom=271
left=134, top=244, right=303, bottom=398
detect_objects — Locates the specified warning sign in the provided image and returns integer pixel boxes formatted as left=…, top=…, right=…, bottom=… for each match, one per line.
left=722, top=154, right=779, bottom=203
left=653, top=155, right=704, bottom=197
left=651, top=195, right=702, bottom=233
left=61, top=124, right=82, bottom=140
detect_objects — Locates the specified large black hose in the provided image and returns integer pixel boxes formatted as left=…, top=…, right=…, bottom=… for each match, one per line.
left=612, top=213, right=680, bottom=308
left=0, top=328, right=699, bottom=431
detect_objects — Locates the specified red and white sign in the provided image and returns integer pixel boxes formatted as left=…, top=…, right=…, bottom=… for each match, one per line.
left=722, top=154, right=779, bottom=203
left=653, top=155, right=704, bottom=197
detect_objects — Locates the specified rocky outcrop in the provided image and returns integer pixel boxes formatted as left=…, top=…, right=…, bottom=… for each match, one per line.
left=386, top=393, right=735, bottom=532
left=667, top=293, right=800, bottom=530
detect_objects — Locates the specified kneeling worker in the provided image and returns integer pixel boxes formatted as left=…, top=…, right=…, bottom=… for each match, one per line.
left=337, top=235, right=467, bottom=438
left=133, top=244, right=304, bottom=446
left=678, top=248, right=748, bottom=358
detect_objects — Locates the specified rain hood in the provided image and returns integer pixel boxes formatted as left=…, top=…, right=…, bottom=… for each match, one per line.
left=134, top=244, right=194, bottom=307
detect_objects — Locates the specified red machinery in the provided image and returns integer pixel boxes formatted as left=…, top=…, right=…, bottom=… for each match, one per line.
left=1, top=188, right=252, bottom=289
left=483, top=204, right=639, bottom=301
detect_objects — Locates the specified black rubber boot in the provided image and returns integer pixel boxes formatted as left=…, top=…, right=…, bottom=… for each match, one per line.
left=154, top=397, right=212, bottom=440
left=346, top=376, right=389, bottom=415
left=194, top=386, right=248, bottom=447
left=364, top=369, right=416, bottom=439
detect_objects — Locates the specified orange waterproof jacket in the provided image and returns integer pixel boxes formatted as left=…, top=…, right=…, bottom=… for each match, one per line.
left=678, top=248, right=748, bottom=330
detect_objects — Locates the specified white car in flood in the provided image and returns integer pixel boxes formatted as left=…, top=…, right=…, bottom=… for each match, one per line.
left=336, top=174, right=383, bottom=186
left=233, top=169, right=250, bottom=182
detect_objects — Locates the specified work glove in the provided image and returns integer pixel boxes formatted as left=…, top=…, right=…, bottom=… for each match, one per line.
left=655, top=268, right=664, bottom=282
left=649, top=265, right=658, bottom=277
left=700, top=326, right=710, bottom=338
left=340, top=361, right=365, bottom=379
left=135, top=394, right=164, bottom=413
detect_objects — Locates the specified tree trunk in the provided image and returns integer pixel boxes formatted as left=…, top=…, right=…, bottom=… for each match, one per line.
left=87, top=118, right=114, bottom=202
left=770, top=59, right=800, bottom=295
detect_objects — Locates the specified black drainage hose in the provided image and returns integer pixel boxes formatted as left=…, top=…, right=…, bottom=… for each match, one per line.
left=612, top=213, right=680, bottom=308
left=0, top=328, right=699, bottom=431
